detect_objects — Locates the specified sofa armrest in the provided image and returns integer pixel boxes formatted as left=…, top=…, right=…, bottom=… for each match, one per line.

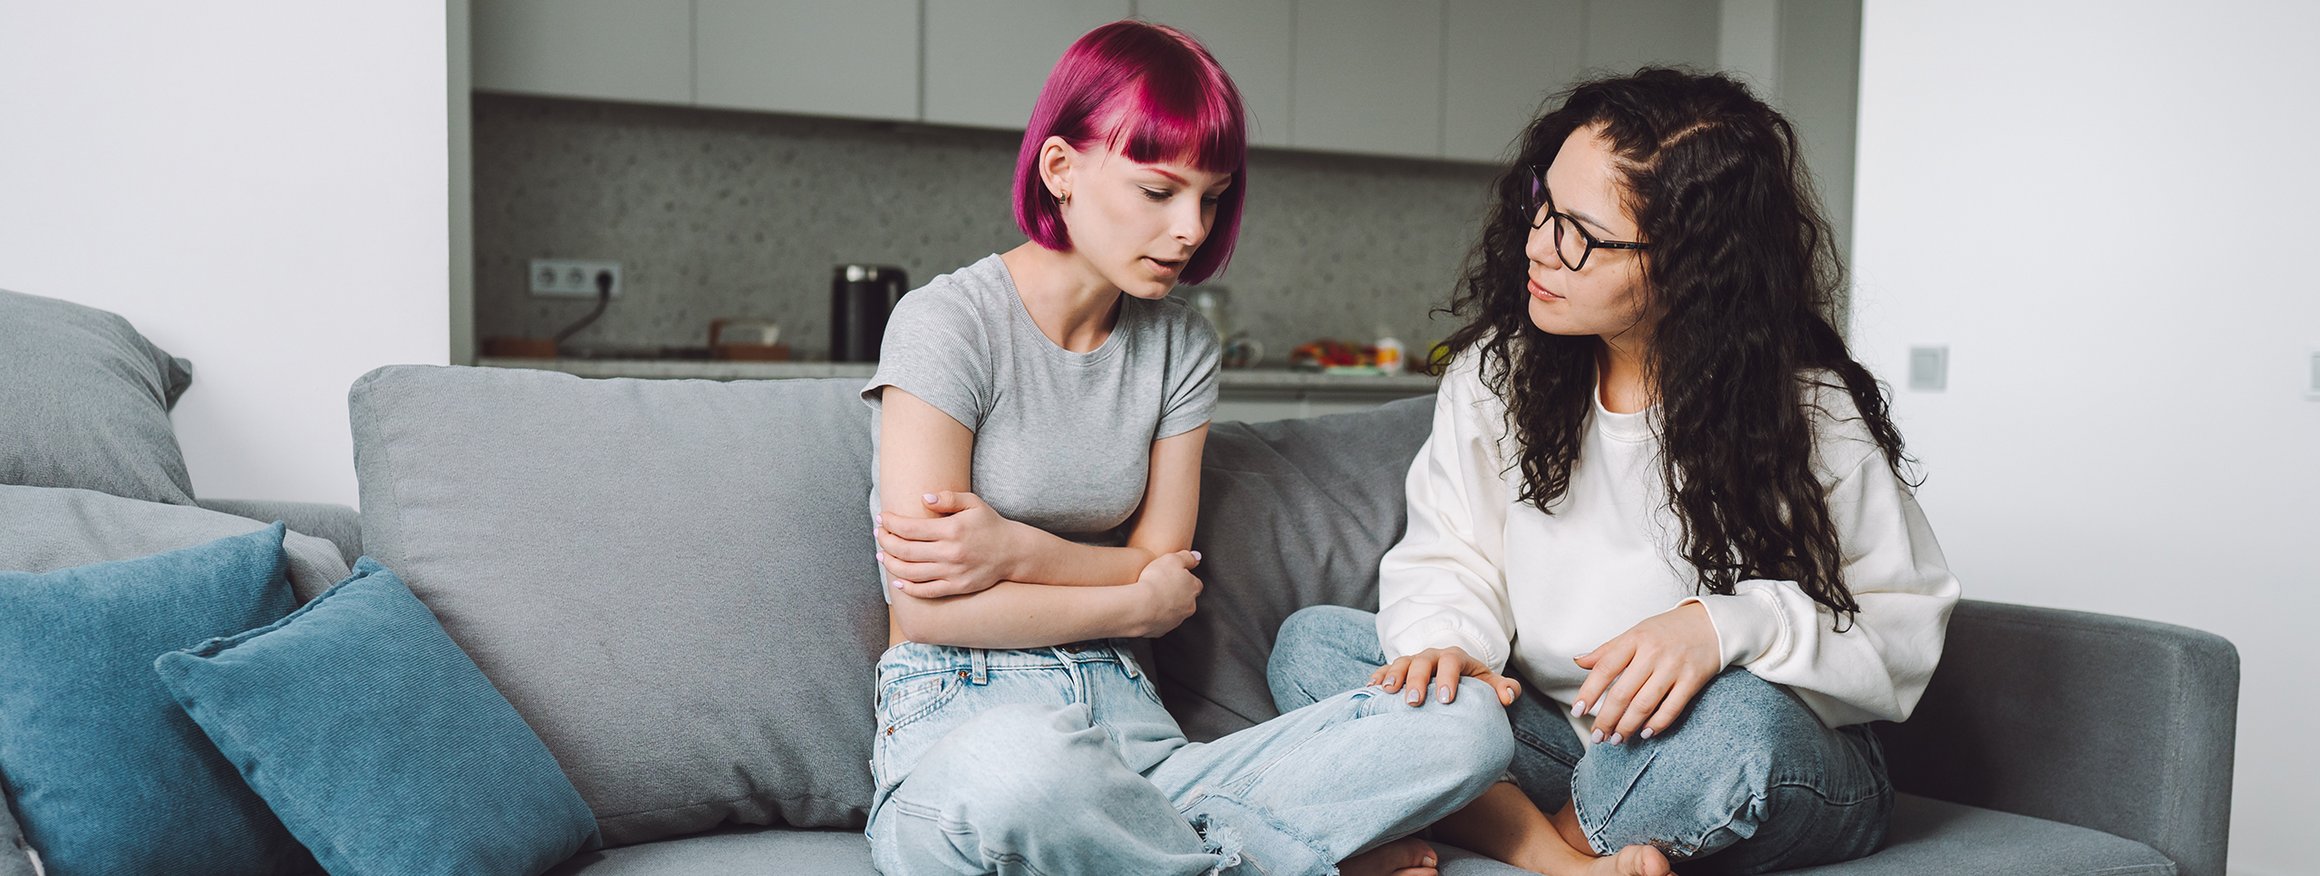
left=1873, top=598, right=2238, bottom=876
left=196, top=498, right=363, bottom=567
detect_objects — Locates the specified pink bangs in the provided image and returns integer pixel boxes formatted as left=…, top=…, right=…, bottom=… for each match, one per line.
left=1013, top=20, right=1248, bottom=284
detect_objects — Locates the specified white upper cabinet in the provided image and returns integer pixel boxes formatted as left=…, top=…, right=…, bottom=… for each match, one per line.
left=470, top=0, right=692, bottom=104
left=694, top=0, right=921, bottom=120
left=1443, top=0, right=1585, bottom=163
left=1290, top=0, right=1444, bottom=157
left=923, top=1, right=1134, bottom=130
left=1134, top=1, right=1295, bottom=149
left=467, top=0, right=1744, bottom=164
left=1584, top=0, right=1721, bottom=74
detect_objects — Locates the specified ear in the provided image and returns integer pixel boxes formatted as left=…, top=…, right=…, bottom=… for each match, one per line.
left=1038, top=135, right=1077, bottom=202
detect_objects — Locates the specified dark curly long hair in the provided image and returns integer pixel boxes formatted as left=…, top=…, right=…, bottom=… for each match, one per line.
left=1439, top=68, right=1913, bottom=626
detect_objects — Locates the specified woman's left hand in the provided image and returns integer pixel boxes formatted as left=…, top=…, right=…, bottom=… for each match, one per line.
left=1571, top=601, right=1724, bottom=744
left=876, top=491, right=1026, bottom=598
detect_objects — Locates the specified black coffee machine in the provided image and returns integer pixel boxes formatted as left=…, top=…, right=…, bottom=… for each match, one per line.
left=830, top=264, right=908, bottom=362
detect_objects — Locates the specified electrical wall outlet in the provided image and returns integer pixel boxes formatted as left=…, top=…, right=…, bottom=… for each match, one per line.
left=528, top=259, right=621, bottom=298
left=1908, top=345, right=1948, bottom=392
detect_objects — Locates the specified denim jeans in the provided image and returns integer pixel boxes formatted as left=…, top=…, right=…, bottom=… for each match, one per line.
left=866, top=638, right=1514, bottom=876
left=1267, top=606, right=1893, bottom=875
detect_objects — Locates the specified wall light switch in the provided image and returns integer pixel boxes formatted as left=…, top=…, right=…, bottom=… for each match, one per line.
left=1908, top=345, right=1948, bottom=392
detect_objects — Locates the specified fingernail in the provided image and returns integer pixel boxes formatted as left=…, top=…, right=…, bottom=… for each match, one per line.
left=1608, top=732, right=1624, bottom=745
left=1570, top=700, right=1586, bottom=717
left=1423, top=857, right=1436, bottom=868
left=1384, top=676, right=1398, bottom=687
left=874, top=513, right=883, bottom=526
left=1191, top=550, right=1202, bottom=561
left=1406, top=691, right=1422, bottom=706
left=922, top=493, right=936, bottom=503
left=876, top=551, right=887, bottom=562
left=891, top=580, right=905, bottom=589
left=1438, top=686, right=1451, bottom=704
left=1640, top=728, right=1656, bottom=740
left=1590, top=729, right=1605, bottom=744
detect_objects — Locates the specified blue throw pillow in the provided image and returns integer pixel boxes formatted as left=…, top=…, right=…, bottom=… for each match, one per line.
left=153, top=557, right=601, bottom=876
left=0, top=523, right=318, bottom=875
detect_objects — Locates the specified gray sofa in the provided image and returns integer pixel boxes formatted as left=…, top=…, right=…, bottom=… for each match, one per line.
left=3, top=360, right=2237, bottom=875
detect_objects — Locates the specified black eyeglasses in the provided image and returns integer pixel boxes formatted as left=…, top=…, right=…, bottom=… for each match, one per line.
left=1523, top=165, right=1648, bottom=271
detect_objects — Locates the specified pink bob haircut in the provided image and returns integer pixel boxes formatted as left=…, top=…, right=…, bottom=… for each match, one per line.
left=1013, top=20, right=1249, bottom=285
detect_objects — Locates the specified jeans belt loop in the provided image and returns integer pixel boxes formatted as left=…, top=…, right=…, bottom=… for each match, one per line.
left=969, top=648, right=990, bottom=685
left=1120, top=645, right=1141, bottom=679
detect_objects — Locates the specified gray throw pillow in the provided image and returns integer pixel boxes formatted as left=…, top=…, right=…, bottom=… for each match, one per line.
left=0, top=289, right=198, bottom=506
left=1155, top=396, right=1437, bottom=742
left=0, top=484, right=351, bottom=601
left=1, top=796, right=29, bottom=876
left=349, top=366, right=887, bottom=847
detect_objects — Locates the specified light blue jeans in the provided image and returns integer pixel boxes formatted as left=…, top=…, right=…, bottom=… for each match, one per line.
left=866, top=638, right=1514, bottom=876
left=1269, top=606, right=1893, bottom=875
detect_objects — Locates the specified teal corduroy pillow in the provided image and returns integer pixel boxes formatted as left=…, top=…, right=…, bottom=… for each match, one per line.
left=153, top=557, right=601, bottom=876
left=0, top=524, right=318, bottom=874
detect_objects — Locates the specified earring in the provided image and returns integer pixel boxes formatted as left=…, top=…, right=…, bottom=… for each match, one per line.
left=1056, top=190, right=1070, bottom=205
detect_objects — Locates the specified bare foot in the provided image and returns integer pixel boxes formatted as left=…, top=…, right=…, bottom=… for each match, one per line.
left=1341, top=837, right=1441, bottom=876
left=1595, top=844, right=1674, bottom=876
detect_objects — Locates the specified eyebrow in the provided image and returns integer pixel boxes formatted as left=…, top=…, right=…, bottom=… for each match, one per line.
left=1146, top=166, right=1232, bottom=189
left=1540, top=177, right=1622, bottom=236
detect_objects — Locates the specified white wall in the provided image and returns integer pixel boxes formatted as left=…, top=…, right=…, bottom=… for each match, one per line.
left=1850, top=3, right=2319, bottom=874
left=0, top=3, right=450, bottom=507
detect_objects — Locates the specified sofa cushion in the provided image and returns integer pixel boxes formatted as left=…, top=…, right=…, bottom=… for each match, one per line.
left=1156, top=396, right=1436, bottom=741
left=1, top=799, right=29, bottom=876
left=0, top=288, right=198, bottom=506
left=349, top=366, right=888, bottom=846
left=0, top=484, right=351, bottom=600
left=156, top=557, right=602, bottom=876
left=0, top=525, right=317, bottom=875
left=545, top=825, right=879, bottom=876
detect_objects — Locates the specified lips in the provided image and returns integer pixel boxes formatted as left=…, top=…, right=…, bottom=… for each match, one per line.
left=1527, top=277, right=1563, bottom=301
left=1146, top=257, right=1186, bottom=278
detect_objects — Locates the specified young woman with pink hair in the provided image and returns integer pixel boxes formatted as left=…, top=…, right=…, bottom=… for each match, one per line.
left=859, top=20, right=1513, bottom=876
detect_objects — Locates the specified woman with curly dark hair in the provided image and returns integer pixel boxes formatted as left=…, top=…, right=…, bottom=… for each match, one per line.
left=1269, top=68, right=1961, bottom=875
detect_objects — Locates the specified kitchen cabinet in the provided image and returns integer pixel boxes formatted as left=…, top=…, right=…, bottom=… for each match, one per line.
left=694, top=0, right=920, bottom=121
left=1443, top=0, right=1586, bottom=163
left=1132, top=1, right=1295, bottom=149
left=1289, top=0, right=1444, bottom=157
left=1584, top=0, right=1721, bottom=75
left=469, top=0, right=1734, bottom=162
left=470, top=0, right=691, bottom=105
left=923, top=0, right=1133, bottom=130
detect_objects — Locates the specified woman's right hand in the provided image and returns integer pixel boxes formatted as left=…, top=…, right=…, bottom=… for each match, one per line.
left=1131, top=550, right=1204, bottom=637
left=1372, top=646, right=1522, bottom=707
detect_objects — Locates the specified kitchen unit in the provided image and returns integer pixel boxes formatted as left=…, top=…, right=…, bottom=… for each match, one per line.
left=457, top=1, right=1858, bottom=421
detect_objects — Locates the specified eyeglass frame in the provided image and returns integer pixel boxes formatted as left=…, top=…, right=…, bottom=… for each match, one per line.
left=1523, top=164, right=1649, bottom=271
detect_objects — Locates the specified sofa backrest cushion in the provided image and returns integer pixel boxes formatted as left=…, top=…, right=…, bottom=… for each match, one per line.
left=0, top=289, right=198, bottom=506
left=349, top=366, right=886, bottom=846
left=0, top=483, right=351, bottom=600
left=1156, top=396, right=1435, bottom=741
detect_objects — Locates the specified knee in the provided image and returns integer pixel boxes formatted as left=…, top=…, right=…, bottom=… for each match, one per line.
left=1571, top=671, right=1823, bottom=851
left=1266, top=605, right=1384, bottom=711
left=1392, top=678, right=1516, bottom=782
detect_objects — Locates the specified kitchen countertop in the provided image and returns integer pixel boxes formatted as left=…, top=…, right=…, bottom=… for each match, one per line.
left=474, top=357, right=1440, bottom=393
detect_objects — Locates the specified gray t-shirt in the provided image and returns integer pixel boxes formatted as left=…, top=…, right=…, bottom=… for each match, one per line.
left=863, top=254, right=1221, bottom=555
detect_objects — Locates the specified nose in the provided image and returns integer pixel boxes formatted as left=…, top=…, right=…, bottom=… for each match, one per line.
left=1171, top=198, right=1210, bottom=248
left=1524, top=221, right=1564, bottom=272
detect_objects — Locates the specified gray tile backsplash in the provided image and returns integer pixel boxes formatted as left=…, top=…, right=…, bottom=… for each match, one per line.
left=475, top=93, right=1502, bottom=361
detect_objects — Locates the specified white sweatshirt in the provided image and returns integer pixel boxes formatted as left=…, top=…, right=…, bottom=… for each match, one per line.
left=1377, top=351, right=1960, bottom=737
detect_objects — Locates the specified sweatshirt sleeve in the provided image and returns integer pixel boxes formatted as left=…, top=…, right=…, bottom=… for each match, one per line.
left=1375, top=353, right=1519, bottom=673
left=1683, top=451, right=1961, bottom=726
